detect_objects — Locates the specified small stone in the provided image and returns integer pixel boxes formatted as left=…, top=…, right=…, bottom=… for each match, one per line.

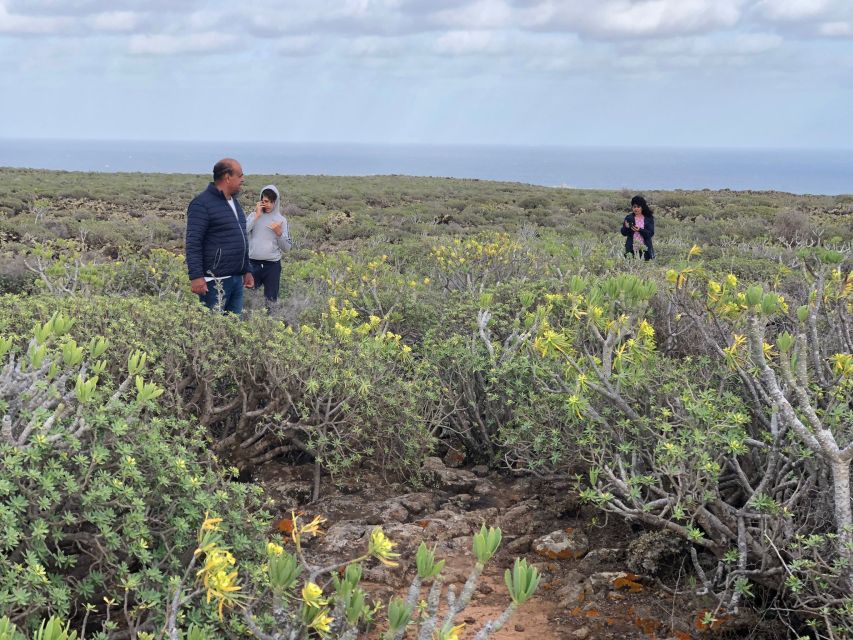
left=514, top=624, right=525, bottom=632
left=478, top=582, right=493, bottom=595
left=444, top=449, right=467, bottom=468
left=398, top=492, right=436, bottom=515
left=607, top=591, right=625, bottom=601
left=464, top=617, right=476, bottom=624
left=586, top=571, right=629, bottom=592
left=471, top=465, right=490, bottom=477
left=379, top=501, right=409, bottom=523
left=571, top=627, right=590, bottom=639
left=506, top=534, right=534, bottom=553
left=532, top=529, right=590, bottom=560
left=582, top=547, right=624, bottom=564
left=474, top=480, right=495, bottom=495
left=557, top=582, right=585, bottom=607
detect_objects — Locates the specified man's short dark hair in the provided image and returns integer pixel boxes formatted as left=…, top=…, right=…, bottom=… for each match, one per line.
left=213, top=159, right=234, bottom=182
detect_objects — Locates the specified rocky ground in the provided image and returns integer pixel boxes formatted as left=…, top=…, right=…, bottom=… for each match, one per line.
left=254, top=457, right=761, bottom=639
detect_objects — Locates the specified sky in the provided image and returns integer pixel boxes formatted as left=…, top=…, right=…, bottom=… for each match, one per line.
left=1, top=0, right=852, bottom=149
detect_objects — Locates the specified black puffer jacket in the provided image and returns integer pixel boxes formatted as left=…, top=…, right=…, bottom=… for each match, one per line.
left=185, top=183, right=250, bottom=280
left=620, top=213, right=655, bottom=259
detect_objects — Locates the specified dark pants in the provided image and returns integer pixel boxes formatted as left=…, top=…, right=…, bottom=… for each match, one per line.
left=199, top=275, right=244, bottom=316
left=250, top=259, right=282, bottom=301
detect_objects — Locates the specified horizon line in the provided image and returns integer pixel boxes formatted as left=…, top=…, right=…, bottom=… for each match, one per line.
left=1, top=136, right=852, bottom=154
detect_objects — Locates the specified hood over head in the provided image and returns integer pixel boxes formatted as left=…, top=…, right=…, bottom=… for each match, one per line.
left=260, top=184, right=282, bottom=216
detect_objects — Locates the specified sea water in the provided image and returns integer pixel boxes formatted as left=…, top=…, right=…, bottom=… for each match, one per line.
left=0, top=138, right=849, bottom=195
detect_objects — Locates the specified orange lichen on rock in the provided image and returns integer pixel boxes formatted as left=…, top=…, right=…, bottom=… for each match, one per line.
left=273, top=517, right=295, bottom=534
left=612, top=573, right=644, bottom=593
left=540, top=579, right=563, bottom=591
left=634, top=616, right=663, bottom=637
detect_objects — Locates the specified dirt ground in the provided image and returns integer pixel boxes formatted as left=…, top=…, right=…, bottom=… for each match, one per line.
left=255, top=460, right=766, bottom=640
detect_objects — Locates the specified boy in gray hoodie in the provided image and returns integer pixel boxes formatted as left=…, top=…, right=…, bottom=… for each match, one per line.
left=246, top=184, right=292, bottom=304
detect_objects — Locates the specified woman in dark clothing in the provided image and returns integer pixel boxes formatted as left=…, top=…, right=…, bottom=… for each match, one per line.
left=621, top=195, right=655, bottom=260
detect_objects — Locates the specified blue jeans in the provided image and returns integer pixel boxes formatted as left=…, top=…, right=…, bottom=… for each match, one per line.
left=199, top=275, right=244, bottom=316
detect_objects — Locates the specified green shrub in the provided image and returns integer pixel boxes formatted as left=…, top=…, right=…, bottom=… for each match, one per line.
left=0, top=295, right=438, bottom=485
left=0, top=314, right=267, bottom=635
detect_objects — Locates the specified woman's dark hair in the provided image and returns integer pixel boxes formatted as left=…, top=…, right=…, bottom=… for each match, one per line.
left=261, top=188, right=278, bottom=202
left=630, top=195, right=653, bottom=217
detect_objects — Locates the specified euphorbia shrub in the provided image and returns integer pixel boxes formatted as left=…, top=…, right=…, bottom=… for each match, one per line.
left=0, top=314, right=267, bottom=636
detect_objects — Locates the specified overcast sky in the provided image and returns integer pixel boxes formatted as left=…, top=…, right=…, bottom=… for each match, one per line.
left=1, top=0, right=851, bottom=148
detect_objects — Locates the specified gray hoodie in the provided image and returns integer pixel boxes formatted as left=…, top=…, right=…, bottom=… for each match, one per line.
left=246, top=184, right=293, bottom=261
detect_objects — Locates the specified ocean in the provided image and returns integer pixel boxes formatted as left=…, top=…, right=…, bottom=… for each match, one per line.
left=0, top=138, right=850, bottom=195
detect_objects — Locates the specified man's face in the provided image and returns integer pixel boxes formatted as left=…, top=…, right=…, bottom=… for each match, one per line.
left=224, top=162, right=245, bottom=197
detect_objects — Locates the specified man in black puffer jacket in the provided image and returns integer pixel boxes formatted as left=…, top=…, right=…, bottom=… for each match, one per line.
left=185, top=158, right=254, bottom=315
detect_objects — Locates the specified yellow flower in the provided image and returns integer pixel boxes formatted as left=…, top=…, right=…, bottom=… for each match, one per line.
left=566, top=394, right=583, bottom=419
left=206, top=569, right=242, bottom=619
left=267, top=542, right=284, bottom=556
left=308, top=608, right=334, bottom=635
left=688, top=244, right=702, bottom=259
left=830, top=353, right=853, bottom=378
left=368, top=527, right=400, bottom=567
left=200, top=512, right=223, bottom=532
left=290, top=511, right=326, bottom=549
left=637, top=319, right=655, bottom=340
left=196, top=545, right=242, bottom=619
left=436, top=623, right=466, bottom=640
left=301, top=582, right=327, bottom=608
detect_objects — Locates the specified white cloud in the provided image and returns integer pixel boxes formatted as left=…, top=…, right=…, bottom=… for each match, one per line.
left=431, top=0, right=515, bottom=30
left=434, top=29, right=507, bottom=55
left=0, top=1, right=72, bottom=34
left=275, top=36, right=320, bottom=56
left=753, top=0, right=831, bottom=22
left=128, top=32, right=238, bottom=56
left=87, top=11, right=141, bottom=32
left=579, top=0, right=745, bottom=38
left=818, top=20, right=852, bottom=36
left=350, top=35, right=406, bottom=56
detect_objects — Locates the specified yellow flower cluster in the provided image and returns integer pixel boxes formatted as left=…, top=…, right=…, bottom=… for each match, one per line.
left=196, top=547, right=241, bottom=619
left=723, top=334, right=747, bottom=370
left=288, top=511, right=326, bottom=551
left=830, top=353, right=853, bottom=378
left=368, top=527, right=401, bottom=567
left=430, top=233, right=520, bottom=269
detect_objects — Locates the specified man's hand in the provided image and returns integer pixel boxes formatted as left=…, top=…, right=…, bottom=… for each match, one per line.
left=269, top=221, right=283, bottom=237
left=244, top=272, right=254, bottom=289
left=190, top=277, right=208, bottom=295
